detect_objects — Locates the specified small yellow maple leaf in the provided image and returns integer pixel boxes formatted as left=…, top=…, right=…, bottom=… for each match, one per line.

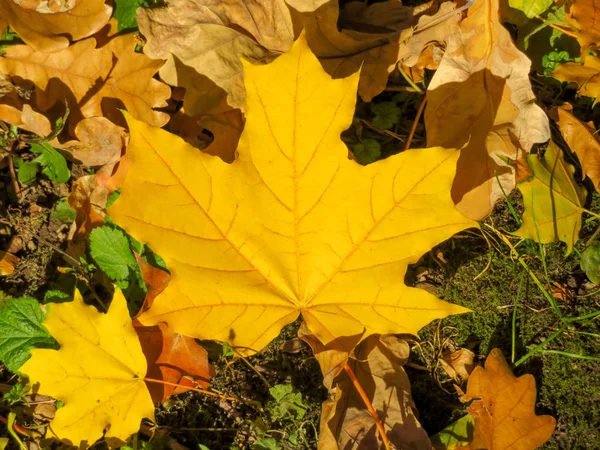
left=21, top=290, right=154, bottom=447
left=109, top=34, right=477, bottom=354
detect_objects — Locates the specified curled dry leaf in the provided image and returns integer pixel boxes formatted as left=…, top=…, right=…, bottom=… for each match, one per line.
left=425, top=0, right=550, bottom=220
left=109, top=34, right=475, bottom=354
left=0, top=0, right=112, bottom=53
left=301, top=325, right=431, bottom=450
left=459, top=349, right=556, bottom=450
left=565, top=0, right=600, bottom=58
left=0, top=34, right=170, bottom=129
left=52, top=117, right=126, bottom=167
left=0, top=251, right=20, bottom=276
left=550, top=104, right=600, bottom=190
left=552, top=56, right=600, bottom=104
left=439, top=347, right=475, bottom=381
left=514, top=141, right=586, bottom=254
left=0, top=74, right=51, bottom=136
left=137, top=0, right=295, bottom=115
left=288, top=0, right=462, bottom=101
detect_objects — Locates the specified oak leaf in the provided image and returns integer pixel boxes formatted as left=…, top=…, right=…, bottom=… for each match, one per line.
left=137, top=0, right=295, bottom=116
left=108, top=34, right=475, bottom=354
left=550, top=104, right=600, bottom=190
left=565, top=0, right=600, bottom=58
left=0, top=0, right=112, bottom=52
left=425, top=0, right=550, bottom=220
left=0, top=34, right=170, bottom=128
left=20, top=289, right=154, bottom=446
left=288, top=0, right=462, bottom=101
left=301, top=326, right=431, bottom=450
left=0, top=74, right=51, bottom=137
left=514, top=141, right=586, bottom=254
left=459, top=349, right=556, bottom=449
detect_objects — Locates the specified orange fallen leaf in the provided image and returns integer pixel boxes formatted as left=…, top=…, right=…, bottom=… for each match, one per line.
left=565, top=0, right=600, bottom=58
left=439, top=347, right=475, bottom=381
left=550, top=103, right=600, bottom=190
left=0, top=74, right=51, bottom=137
left=552, top=57, right=600, bottom=105
left=288, top=0, right=462, bottom=101
left=0, top=251, right=19, bottom=276
left=0, top=34, right=170, bottom=129
left=459, top=349, right=556, bottom=450
left=425, top=0, right=550, bottom=220
left=0, top=0, right=112, bottom=53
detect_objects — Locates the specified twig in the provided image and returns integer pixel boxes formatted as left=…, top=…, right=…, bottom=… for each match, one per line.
left=343, top=363, right=391, bottom=450
left=534, top=15, right=578, bottom=40
left=143, top=377, right=240, bottom=403
left=7, top=154, right=21, bottom=199
left=404, top=94, right=427, bottom=151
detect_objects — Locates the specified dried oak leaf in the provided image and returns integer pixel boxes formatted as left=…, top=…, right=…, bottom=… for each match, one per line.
left=425, top=0, right=550, bottom=220
left=550, top=103, right=600, bottom=190
left=514, top=140, right=586, bottom=254
left=52, top=116, right=126, bottom=167
left=565, top=0, right=600, bottom=58
left=459, top=349, right=556, bottom=450
left=287, top=0, right=462, bottom=101
left=0, top=0, right=112, bottom=53
left=301, top=326, right=431, bottom=450
left=137, top=0, right=295, bottom=116
left=0, top=34, right=170, bottom=128
left=0, top=74, right=51, bottom=136
left=20, top=289, right=154, bottom=446
left=552, top=56, right=600, bottom=103
left=440, top=347, right=475, bottom=382
left=108, top=34, right=475, bottom=354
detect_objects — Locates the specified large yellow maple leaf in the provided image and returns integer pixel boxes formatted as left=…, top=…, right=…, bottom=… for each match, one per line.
left=109, top=34, right=476, bottom=353
left=20, top=290, right=154, bottom=446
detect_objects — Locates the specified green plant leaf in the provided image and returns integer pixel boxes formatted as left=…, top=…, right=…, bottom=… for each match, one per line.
left=509, top=0, right=552, bottom=18
left=352, top=138, right=381, bottom=165
left=581, top=242, right=600, bottom=284
left=17, top=161, right=40, bottom=185
left=89, top=226, right=139, bottom=281
left=268, top=384, right=307, bottom=420
left=371, top=101, right=401, bottom=130
left=30, top=142, right=70, bottom=184
left=0, top=297, right=57, bottom=372
left=2, top=383, right=29, bottom=405
left=53, top=198, right=76, bottom=224
left=114, top=0, right=142, bottom=31
left=430, top=415, right=475, bottom=450
left=252, top=437, right=278, bottom=450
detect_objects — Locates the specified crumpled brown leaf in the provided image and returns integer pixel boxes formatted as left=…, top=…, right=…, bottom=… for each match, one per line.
left=565, top=0, right=600, bottom=58
left=439, top=347, right=475, bottom=382
left=550, top=103, right=600, bottom=190
left=52, top=116, right=126, bottom=167
left=0, top=74, right=51, bottom=136
left=287, top=0, right=462, bottom=101
left=300, top=324, right=430, bottom=450
left=425, top=0, right=550, bottom=220
left=459, top=349, right=556, bottom=450
left=0, top=0, right=112, bottom=53
left=137, top=0, right=295, bottom=116
left=0, top=34, right=170, bottom=128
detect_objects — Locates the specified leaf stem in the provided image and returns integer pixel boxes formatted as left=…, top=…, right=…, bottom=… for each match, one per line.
left=143, top=377, right=240, bottom=403
left=534, top=15, right=578, bottom=40
left=404, top=94, right=427, bottom=151
left=343, top=363, right=391, bottom=450
left=397, top=66, right=424, bottom=94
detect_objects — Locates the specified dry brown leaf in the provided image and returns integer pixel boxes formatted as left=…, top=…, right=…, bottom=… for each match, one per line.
left=439, top=347, right=475, bottom=381
left=0, top=34, right=170, bottom=128
left=137, top=0, right=295, bottom=115
left=52, top=117, right=126, bottom=167
left=0, top=74, right=51, bottom=136
left=0, top=251, right=19, bottom=276
left=287, top=0, right=462, bottom=101
left=0, top=0, right=112, bottom=52
left=552, top=57, right=600, bottom=103
left=459, top=349, right=556, bottom=450
left=550, top=103, right=600, bottom=190
left=565, top=0, right=600, bottom=58
left=300, top=324, right=430, bottom=450
left=425, top=0, right=550, bottom=220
